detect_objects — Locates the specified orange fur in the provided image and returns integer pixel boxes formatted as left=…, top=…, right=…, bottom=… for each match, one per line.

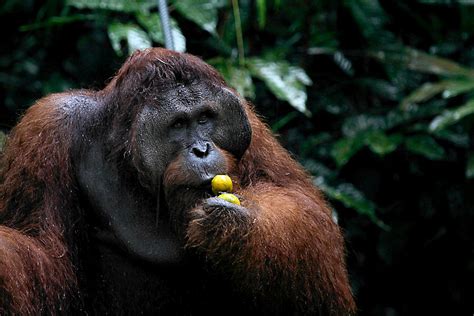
left=0, top=94, right=80, bottom=315
left=186, top=102, right=356, bottom=315
left=0, top=48, right=354, bottom=315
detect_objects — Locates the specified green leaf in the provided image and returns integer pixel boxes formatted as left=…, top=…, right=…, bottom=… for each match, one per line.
left=332, top=130, right=401, bottom=167
left=343, top=102, right=446, bottom=137
left=108, top=23, right=152, bottom=56
left=315, top=177, right=389, bottom=230
left=209, top=59, right=255, bottom=98
left=344, top=0, right=397, bottom=48
left=19, top=14, right=95, bottom=31
left=400, top=82, right=446, bottom=109
left=247, top=58, right=312, bottom=116
left=433, top=129, right=470, bottom=148
left=226, top=67, right=255, bottom=98
left=272, top=112, right=299, bottom=132
left=301, top=133, right=333, bottom=157
left=342, top=115, right=387, bottom=137
left=365, top=131, right=402, bottom=156
left=401, top=79, right=474, bottom=109
left=429, top=99, right=474, bottom=132
left=256, top=0, right=266, bottom=28
left=173, top=0, right=226, bottom=34
left=404, top=48, right=474, bottom=76
left=136, top=12, right=186, bottom=52
left=440, top=79, right=474, bottom=98
left=419, top=0, right=474, bottom=4
left=405, top=135, right=446, bottom=160
left=67, top=0, right=156, bottom=12
left=372, top=48, right=474, bottom=77
left=331, top=136, right=365, bottom=167
left=467, top=153, right=474, bottom=179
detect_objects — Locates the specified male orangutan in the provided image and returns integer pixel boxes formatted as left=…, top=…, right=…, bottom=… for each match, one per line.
left=0, top=48, right=356, bottom=315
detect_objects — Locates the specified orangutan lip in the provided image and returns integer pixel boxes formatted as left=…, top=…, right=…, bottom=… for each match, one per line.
left=200, top=183, right=214, bottom=196
left=172, top=179, right=213, bottom=196
left=195, top=177, right=212, bottom=189
left=202, top=177, right=213, bottom=186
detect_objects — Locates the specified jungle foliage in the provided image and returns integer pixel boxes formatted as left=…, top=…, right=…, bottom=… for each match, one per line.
left=0, top=0, right=473, bottom=314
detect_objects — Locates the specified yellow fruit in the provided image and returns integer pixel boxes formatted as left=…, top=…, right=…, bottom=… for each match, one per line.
left=211, top=174, right=233, bottom=194
left=217, top=193, right=241, bottom=205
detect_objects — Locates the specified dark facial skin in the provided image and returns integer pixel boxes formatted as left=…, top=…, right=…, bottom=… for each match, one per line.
left=134, top=81, right=251, bottom=230
left=136, top=82, right=228, bottom=190
left=77, top=80, right=251, bottom=264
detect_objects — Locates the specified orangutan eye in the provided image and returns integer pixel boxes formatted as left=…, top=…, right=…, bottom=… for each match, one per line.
left=171, top=118, right=186, bottom=129
left=197, top=115, right=208, bottom=125
left=197, top=110, right=215, bottom=125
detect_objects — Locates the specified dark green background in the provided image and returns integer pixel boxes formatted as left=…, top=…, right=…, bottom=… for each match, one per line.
left=1, top=0, right=473, bottom=314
